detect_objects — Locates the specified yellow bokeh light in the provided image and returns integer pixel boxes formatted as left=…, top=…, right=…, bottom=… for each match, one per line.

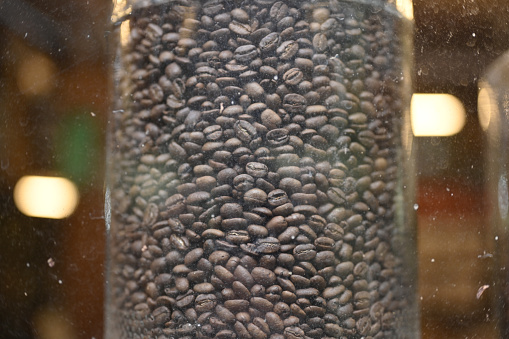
left=14, top=176, right=79, bottom=219
left=411, top=93, right=466, bottom=137
left=111, top=0, right=130, bottom=23
left=120, top=19, right=131, bottom=47
left=478, top=86, right=497, bottom=131
left=396, top=0, right=414, bottom=21
left=16, top=53, right=57, bottom=97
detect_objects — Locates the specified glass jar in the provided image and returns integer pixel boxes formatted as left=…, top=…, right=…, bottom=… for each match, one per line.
left=479, top=51, right=509, bottom=338
left=105, top=0, right=418, bottom=338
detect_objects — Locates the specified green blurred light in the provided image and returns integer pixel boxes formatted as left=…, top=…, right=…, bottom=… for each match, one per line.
left=55, top=112, right=101, bottom=186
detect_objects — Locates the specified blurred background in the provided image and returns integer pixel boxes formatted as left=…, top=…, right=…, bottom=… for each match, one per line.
left=1, top=0, right=509, bottom=338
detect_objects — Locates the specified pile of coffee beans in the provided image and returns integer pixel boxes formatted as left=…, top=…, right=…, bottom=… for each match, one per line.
left=107, top=0, right=414, bottom=338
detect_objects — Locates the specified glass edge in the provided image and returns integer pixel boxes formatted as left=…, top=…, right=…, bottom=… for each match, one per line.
left=111, top=0, right=413, bottom=23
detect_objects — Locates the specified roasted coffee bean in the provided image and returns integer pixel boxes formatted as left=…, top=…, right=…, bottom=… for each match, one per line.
left=267, top=189, right=289, bottom=207
left=202, top=228, right=224, bottom=240
left=259, top=32, right=280, bottom=52
left=251, top=267, right=277, bottom=287
left=279, top=177, right=302, bottom=195
left=235, top=44, right=259, bottom=63
left=215, top=265, right=235, bottom=285
left=222, top=218, right=248, bottom=230
left=226, top=230, right=250, bottom=244
left=248, top=224, right=269, bottom=238
left=283, top=68, right=304, bottom=86
left=250, top=297, right=274, bottom=312
left=233, top=281, right=251, bottom=300
left=293, top=244, right=317, bottom=261
left=229, top=20, right=252, bottom=36
left=312, top=33, right=328, bottom=52
left=246, top=162, right=269, bottom=178
left=272, top=202, right=295, bottom=216
left=194, top=294, right=217, bottom=313
left=259, top=109, right=281, bottom=130
left=284, top=326, right=305, bottom=339
left=266, top=128, right=290, bottom=147
left=277, top=40, right=298, bottom=60
left=233, top=174, right=255, bottom=192
left=244, top=188, right=268, bottom=206
left=283, top=93, right=306, bottom=114
left=266, top=215, right=288, bottom=235
left=224, top=299, right=250, bottom=313
left=314, top=236, right=334, bottom=251
left=278, top=226, right=299, bottom=244
left=234, top=120, right=257, bottom=143
left=255, top=237, right=281, bottom=254
left=218, top=203, right=242, bottom=219
left=234, top=265, right=255, bottom=288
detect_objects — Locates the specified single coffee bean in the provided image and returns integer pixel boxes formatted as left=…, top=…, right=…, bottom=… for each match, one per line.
left=259, top=32, right=280, bottom=52
left=229, top=21, right=252, bottom=35
left=222, top=218, right=248, bottom=230
left=251, top=267, right=277, bottom=287
left=235, top=44, right=259, bottom=63
left=270, top=2, right=288, bottom=21
left=283, top=68, right=304, bottom=86
left=255, top=237, right=281, bottom=254
left=231, top=8, right=249, bottom=22
left=266, top=128, right=290, bottom=147
left=283, top=93, right=306, bottom=114
left=277, top=40, right=299, bottom=60
left=246, top=323, right=266, bottom=339
left=259, top=109, right=282, bottom=130
left=250, top=297, right=274, bottom=312
left=234, top=321, right=251, bottom=338
left=224, top=299, right=249, bottom=313
left=272, top=202, right=295, bottom=216
left=267, top=189, right=289, bottom=207
left=226, top=230, right=250, bottom=244
left=284, top=326, right=305, bottom=339
left=244, top=188, right=268, bottom=206
left=220, top=203, right=244, bottom=219
left=234, top=265, right=255, bottom=288
left=233, top=174, right=255, bottom=192
left=235, top=120, right=257, bottom=143
left=215, top=265, right=235, bottom=285
left=246, top=162, right=269, bottom=177
left=312, top=33, right=328, bottom=52
left=279, top=177, right=302, bottom=195
left=293, top=244, right=317, bottom=261
left=265, top=311, right=284, bottom=332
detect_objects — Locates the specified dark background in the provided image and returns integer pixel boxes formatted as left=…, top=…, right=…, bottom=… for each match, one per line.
left=1, top=0, right=509, bottom=338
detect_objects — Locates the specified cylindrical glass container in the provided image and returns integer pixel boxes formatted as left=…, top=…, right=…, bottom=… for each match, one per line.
left=105, top=0, right=418, bottom=338
left=479, top=51, right=509, bottom=338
